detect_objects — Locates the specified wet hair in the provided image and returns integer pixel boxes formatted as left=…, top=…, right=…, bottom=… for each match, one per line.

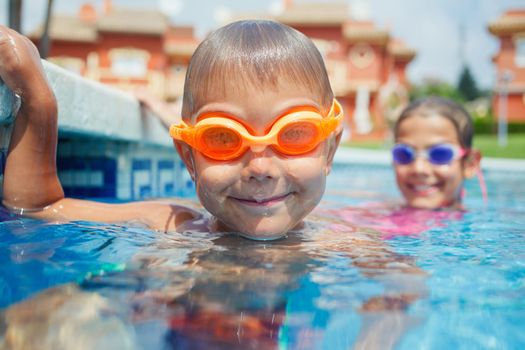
left=182, top=20, right=334, bottom=119
left=394, top=96, right=474, bottom=148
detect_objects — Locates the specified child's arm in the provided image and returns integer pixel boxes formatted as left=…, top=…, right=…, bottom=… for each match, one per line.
left=0, top=27, right=199, bottom=232
left=0, top=25, right=64, bottom=209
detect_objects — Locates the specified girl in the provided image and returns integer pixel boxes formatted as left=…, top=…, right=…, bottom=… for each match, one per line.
left=392, top=96, right=482, bottom=209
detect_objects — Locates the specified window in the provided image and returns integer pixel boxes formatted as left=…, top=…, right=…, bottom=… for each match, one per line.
left=516, top=37, right=525, bottom=67
left=109, top=48, right=149, bottom=77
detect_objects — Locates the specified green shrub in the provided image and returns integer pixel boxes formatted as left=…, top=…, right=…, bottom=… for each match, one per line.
left=474, top=118, right=525, bottom=134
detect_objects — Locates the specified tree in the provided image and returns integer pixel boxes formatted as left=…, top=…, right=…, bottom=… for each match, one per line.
left=457, top=65, right=479, bottom=101
left=8, top=0, right=22, bottom=32
left=39, top=0, right=54, bottom=59
left=409, top=78, right=463, bottom=103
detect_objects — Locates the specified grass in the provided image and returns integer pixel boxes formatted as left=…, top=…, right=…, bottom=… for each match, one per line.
left=341, top=140, right=388, bottom=150
left=473, top=133, right=525, bottom=159
left=342, top=133, right=525, bottom=159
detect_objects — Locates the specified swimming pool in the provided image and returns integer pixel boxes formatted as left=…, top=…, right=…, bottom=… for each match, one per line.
left=1, top=160, right=524, bottom=349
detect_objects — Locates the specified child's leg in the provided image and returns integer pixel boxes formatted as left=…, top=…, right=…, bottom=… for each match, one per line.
left=0, top=25, right=64, bottom=210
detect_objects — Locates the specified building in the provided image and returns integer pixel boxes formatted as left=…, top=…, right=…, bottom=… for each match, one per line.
left=31, top=0, right=415, bottom=139
left=29, top=0, right=199, bottom=112
left=232, top=1, right=416, bottom=140
left=27, top=1, right=199, bottom=200
left=488, top=9, right=525, bottom=123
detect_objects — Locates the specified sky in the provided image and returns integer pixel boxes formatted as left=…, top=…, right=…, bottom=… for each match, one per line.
left=1, top=0, right=523, bottom=89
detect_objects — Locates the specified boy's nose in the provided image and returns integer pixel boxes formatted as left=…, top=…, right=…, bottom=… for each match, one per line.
left=242, top=148, right=279, bottom=181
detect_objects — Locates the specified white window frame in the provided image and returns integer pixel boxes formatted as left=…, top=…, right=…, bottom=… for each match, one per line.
left=515, top=37, right=525, bottom=68
left=109, top=48, right=150, bottom=77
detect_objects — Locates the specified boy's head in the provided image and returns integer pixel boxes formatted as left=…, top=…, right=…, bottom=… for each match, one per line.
left=182, top=20, right=334, bottom=119
left=174, top=20, right=342, bottom=240
left=392, top=96, right=481, bottom=209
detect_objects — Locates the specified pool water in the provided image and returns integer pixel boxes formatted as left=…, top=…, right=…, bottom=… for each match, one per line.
left=1, top=163, right=524, bottom=349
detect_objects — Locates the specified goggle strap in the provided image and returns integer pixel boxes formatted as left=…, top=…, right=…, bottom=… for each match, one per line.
left=461, top=169, right=488, bottom=205
left=322, top=100, right=343, bottom=134
left=171, top=121, right=194, bottom=145
left=477, top=168, right=489, bottom=204
left=460, top=148, right=488, bottom=204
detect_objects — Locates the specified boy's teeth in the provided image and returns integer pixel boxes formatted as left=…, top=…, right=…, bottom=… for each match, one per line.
left=413, top=184, right=432, bottom=191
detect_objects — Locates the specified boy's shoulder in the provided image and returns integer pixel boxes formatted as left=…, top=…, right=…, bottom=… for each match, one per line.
left=127, top=199, right=206, bottom=232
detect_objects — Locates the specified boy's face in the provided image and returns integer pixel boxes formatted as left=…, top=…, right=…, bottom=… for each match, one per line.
left=394, top=114, right=477, bottom=209
left=178, top=80, right=339, bottom=240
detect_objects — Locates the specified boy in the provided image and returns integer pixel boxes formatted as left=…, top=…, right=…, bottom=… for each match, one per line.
left=0, top=20, right=342, bottom=241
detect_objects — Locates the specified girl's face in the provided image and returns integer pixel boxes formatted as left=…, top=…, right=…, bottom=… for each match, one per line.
left=177, top=79, right=339, bottom=240
left=394, top=114, right=477, bottom=209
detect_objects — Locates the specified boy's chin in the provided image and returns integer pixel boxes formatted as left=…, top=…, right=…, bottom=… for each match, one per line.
left=214, top=218, right=301, bottom=241
left=233, top=224, right=291, bottom=241
left=237, top=231, right=287, bottom=241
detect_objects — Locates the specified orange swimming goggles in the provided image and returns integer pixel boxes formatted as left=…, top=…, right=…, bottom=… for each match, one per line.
left=169, top=99, right=343, bottom=161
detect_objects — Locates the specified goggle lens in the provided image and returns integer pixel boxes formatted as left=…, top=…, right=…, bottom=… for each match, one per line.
left=428, top=145, right=455, bottom=165
left=392, top=145, right=414, bottom=165
left=201, top=127, right=242, bottom=154
left=197, top=126, right=242, bottom=160
left=277, top=121, right=320, bottom=153
left=392, top=144, right=464, bottom=165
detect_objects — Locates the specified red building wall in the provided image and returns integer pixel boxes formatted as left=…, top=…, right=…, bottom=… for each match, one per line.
left=489, top=10, right=525, bottom=122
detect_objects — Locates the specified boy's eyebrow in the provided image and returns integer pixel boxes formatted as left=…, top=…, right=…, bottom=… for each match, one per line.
left=275, top=99, right=322, bottom=115
left=194, top=101, right=322, bottom=122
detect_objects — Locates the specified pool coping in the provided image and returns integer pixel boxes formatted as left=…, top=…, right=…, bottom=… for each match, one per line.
left=334, top=147, right=525, bottom=172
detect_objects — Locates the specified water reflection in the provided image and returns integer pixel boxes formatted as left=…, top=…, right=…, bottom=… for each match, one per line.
left=0, top=212, right=429, bottom=350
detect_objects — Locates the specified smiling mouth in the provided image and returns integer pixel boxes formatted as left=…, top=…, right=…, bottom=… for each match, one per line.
left=232, top=193, right=291, bottom=207
left=408, top=183, right=441, bottom=196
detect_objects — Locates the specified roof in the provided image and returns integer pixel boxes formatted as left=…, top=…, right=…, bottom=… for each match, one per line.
left=343, top=21, right=389, bottom=45
left=388, top=40, right=416, bottom=62
left=97, top=8, right=168, bottom=35
left=277, top=2, right=349, bottom=26
left=29, top=7, right=169, bottom=41
left=488, top=9, right=525, bottom=36
left=230, top=1, right=349, bottom=26
left=29, top=15, right=98, bottom=42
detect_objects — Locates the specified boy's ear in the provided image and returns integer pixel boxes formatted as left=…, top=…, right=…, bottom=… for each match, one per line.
left=463, top=149, right=481, bottom=179
left=325, top=130, right=342, bottom=175
left=175, top=140, right=196, bottom=181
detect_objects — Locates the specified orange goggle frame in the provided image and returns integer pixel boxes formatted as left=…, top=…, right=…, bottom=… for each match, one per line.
left=169, top=99, right=343, bottom=161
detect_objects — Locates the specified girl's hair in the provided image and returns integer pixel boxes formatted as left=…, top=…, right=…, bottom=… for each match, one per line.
left=394, top=96, right=474, bottom=148
left=182, top=20, right=334, bottom=119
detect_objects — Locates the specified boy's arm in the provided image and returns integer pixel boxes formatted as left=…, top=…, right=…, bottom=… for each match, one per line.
left=0, top=25, right=64, bottom=210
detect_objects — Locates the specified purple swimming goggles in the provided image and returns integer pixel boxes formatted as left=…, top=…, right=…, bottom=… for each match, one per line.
left=392, top=143, right=467, bottom=165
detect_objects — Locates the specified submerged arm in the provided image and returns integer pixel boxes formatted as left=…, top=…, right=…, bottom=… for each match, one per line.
left=0, top=25, right=63, bottom=210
